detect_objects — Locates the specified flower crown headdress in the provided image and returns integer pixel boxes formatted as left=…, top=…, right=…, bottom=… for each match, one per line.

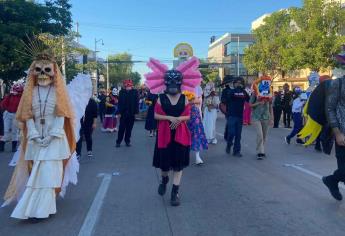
left=144, top=56, right=202, bottom=94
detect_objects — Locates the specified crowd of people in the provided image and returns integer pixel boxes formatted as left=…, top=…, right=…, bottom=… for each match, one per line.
left=1, top=52, right=345, bottom=219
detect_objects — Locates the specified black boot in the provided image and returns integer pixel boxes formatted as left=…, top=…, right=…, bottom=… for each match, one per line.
left=12, top=141, right=18, bottom=153
left=158, top=176, right=169, bottom=196
left=0, top=141, right=5, bottom=152
left=322, top=176, right=343, bottom=201
left=170, top=185, right=180, bottom=206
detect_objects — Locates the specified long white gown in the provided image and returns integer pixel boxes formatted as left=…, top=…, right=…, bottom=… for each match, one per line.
left=203, top=96, right=220, bottom=143
left=11, top=86, right=70, bottom=219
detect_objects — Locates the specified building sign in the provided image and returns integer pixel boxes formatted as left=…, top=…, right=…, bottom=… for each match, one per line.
left=173, top=43, right=193, bottom=59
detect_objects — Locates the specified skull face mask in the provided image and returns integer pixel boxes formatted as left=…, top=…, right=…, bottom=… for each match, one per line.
left=33, top=60, right=55, bottom=87
left=164, top=70, right=182, bottom=95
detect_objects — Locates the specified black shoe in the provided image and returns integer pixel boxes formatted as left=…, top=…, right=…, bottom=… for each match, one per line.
left=285, top=137, right=291, bottom=145
left=170, top=185, right=180, bottom=206
left=116, top=143, right=121, bottom=148
left=233, top=153, right=242, bottom=158
left=315, top=145, right=322, bottom=152
left=322, top=176, right=343, bottom=201
left=12, top=141, right=18, bottom=153
left=0, top=141, right=5, bottom=152
left=257, top=153, right=264, bottom=160
left=296, top=139, right=305, bottom=145
left=126, top=143, right=131, bottom=147
left=226, top=144, right=231, bottom=154
left=158, top=176, right=169, bottom=196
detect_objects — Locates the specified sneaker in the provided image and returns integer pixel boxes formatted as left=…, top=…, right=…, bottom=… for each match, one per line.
left=233, top=153, right=243, bottom=158
left=322, top=176, right=343, bottom=201
left=257, top=153, right=264, bottom=160
left=285, top=137, right=291, bottom=145
left=211, top=139, right=218, bottom=145
left=76, top=154, right=81, bottom=160
left=296, top=139, right=305, bottom=145
left=126, top=143, right=131, bottom=147
left=116, top=143, right=121, bottom=148
left=87, top=151, right=93, bottom=157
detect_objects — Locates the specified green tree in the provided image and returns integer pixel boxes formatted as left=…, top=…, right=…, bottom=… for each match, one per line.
left=289, top=0, right=345, bottom=71
left=108, top=52, right=133, bottom=86
left=130, top=71, right=142, bottom=86
left=243, top=10, right=293, bottom=80
left=0, top=0, right=72, bottom=84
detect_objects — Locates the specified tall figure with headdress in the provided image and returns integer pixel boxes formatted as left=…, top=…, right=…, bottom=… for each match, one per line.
left=2, top=37, right=92, bottom=220
left=203, top=82, right=220, bottom=144
left=145, top=57, right=202, bottom=206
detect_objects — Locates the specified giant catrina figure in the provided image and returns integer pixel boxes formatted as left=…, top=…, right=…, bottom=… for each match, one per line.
left=2, top=36, right=92, bottom=221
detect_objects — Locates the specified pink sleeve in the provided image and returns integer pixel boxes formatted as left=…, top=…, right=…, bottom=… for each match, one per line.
left=154, top=102, right=166, bottom=115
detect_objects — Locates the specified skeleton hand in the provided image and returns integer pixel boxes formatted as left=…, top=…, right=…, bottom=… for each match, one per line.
left=40, top=136, right=54, bottom=147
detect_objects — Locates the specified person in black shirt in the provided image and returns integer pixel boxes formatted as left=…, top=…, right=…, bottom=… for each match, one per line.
left=76, top=97, right=98, bottom=158
left=273, top=91, right=283, bottom=128
left=223, top=77, right=249, bottom=156
left=220, top=75, right=235, bottom=140
left=116, top=79, right=139, bottom=147
left=282, top=83, right=293, bottom=128
left=98, top=89, right=107, bottom=123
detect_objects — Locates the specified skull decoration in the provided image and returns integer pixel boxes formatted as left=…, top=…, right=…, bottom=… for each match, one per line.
left=33, top=60, right=55, bottom=87
left=112, top=88, right=119, bottom=96
left=204, top=82, right=215, bottom=97
left=164, top=70, right=183, bottom=95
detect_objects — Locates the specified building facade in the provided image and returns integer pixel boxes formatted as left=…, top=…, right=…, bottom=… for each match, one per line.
left=207, top=33, right=256, bottom=84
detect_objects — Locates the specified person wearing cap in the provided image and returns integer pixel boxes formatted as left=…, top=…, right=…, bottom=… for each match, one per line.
left=116, top=79, right=139, bottom=147
left=220, top=75, right=235, bottom=140
left=223, top=77, right=250, bottom=157
left=285, top=87, right=307, bottom=145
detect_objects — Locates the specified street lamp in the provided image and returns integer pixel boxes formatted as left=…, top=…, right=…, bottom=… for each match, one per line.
left=94, top=38, right=104, bottom=91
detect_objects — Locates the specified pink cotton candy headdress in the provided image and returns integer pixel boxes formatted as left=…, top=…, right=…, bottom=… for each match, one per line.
left=145, top=56, right=202, bottom=94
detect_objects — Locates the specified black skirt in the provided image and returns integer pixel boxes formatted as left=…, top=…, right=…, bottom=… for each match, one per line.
left=153, top=131, right=190, bottom=172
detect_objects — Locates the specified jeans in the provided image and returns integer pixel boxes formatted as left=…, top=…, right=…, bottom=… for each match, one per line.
left=332, top=144, right=345, bottom=183
left=227, top=116, right=243, bottom=154
left=283, top=108, right=292, bottom=127
left=287, top=112, right=303, bottom=139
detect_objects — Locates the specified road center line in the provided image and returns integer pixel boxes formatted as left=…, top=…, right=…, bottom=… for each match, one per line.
left=78, top=174, right=112, bottom=236
left=286, top=164, right=345, bottom=190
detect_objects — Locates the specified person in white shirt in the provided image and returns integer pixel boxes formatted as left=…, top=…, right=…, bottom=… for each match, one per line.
left=285, top=88, right=307, bottom=145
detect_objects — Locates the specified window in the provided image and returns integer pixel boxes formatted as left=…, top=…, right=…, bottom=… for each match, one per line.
left=224, top=41, right=253, bottom=56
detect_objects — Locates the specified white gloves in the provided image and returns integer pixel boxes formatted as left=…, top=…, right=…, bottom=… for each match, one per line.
left=32, top=136, right=54, bottom=147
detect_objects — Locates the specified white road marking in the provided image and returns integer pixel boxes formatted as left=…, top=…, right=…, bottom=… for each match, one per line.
left=284, top=164, right=345, bottom=190
left=78, top=173, right=112, bottom=236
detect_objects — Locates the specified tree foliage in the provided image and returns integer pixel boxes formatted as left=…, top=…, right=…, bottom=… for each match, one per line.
left=243, top=0, right=345, bottom=75
left=108, top=52, right=134, bottom=86
left=0, top=0, right=72, bottom=83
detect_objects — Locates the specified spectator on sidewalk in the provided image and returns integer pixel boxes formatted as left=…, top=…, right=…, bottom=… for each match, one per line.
left=223, top=77, right=250, bottom=157
left=322, top=75, right=345, bottom=201
left=76, top=97, right=98, bottom=158
left=273, top=91, right=283, bottom=128
left=116, top=79, right=139, bottom=147
left=282, top=83, right=293, bottom=128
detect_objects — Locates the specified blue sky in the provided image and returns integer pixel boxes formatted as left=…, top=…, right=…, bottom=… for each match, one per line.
left=70, top=0, right=302, bottom=76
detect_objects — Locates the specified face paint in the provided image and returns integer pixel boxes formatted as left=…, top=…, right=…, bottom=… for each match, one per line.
left=164, top=70, right=182, bottom=95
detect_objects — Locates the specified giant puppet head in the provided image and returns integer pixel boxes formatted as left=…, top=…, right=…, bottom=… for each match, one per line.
left=144, top=56, right=202, bottom=95
left=32, top=59, right=55, bottom=87
left=252, top=75, right=272, bottom=101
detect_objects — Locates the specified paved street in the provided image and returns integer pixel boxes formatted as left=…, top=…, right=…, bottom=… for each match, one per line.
left=1, top=116, right=345, bottom=236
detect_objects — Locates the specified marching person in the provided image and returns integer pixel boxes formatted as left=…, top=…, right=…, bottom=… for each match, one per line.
left=76, top=97, right=98, bottom=158
left=0, top=82, right=24, bottom=152
left=224, top=77, right=250, bottom=157
left=282, top=83, right=293, bottom=128
left=272, top=91, right=283, bottom=128
left=98, top=89, right=107, bottom=124
left=203, top=82, right=220, bottom=144
left=116, top=79, right=139, bottom=147
left=323, top=75, right=345, bottom=201
left=145, top=92, right=158, bottom=137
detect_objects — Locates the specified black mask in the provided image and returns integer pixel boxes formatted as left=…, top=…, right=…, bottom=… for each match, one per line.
left=164, top=70, right=182, bottom=95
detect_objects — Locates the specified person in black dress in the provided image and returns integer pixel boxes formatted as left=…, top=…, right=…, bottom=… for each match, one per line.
left=145, top=92, right=158, bottom=137
left=153, top=70, right=192, bottom=206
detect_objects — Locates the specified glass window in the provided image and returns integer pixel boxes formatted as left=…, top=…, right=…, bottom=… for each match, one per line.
left=224, top=41, right=253, bottom=56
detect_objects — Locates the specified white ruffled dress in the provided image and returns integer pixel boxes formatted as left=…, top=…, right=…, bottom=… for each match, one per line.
left=11, top=86, right=70, bottom=219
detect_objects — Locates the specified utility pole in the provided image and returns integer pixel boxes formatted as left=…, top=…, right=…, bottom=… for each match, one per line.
left=237, top=36, right=240, bottom=76
left=106, top=55, right=109, bottom=91
left=76, top=22, right=79, bottom=43
left=94, top=38, right=104, bottom=92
